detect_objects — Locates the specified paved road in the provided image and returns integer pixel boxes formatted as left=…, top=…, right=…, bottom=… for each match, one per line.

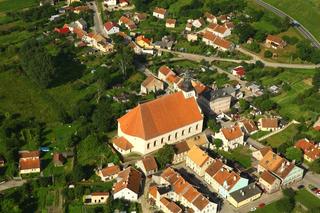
left=88, top=1, right=108, bottom=37
left=254, top=0, right=320, bottom=49
left=247, top=138, right=265, bottom=150
left=0, top=180, right=27, bottom=192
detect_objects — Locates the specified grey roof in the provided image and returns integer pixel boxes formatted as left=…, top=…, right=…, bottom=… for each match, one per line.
left=229, top=183, right=262, bottom=203
left=180, top=79, right=194, bottom=92
left=202, top=86, right=234, bottom=101
left=77, top=18, right=87, bottom=26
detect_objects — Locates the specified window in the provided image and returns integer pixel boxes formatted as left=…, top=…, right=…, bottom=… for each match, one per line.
left=168, top=135, right=171, bottom=141
left=147, top=143, right=150, bottom=149
left=189, top=127, right=192, bottom=133
left=175, top=132, right=178, bottom=138
left=182, top=130, right=185, bottom=136
left=154, top=140, right=156, bottom=147
left=196, top=124, right=199, bottom=130
left=161, top=138, right=164, bottom=144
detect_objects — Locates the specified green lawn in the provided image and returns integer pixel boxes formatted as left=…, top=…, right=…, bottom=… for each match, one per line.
left=0, top=0, right=38, bottom=13
left=264, top=0, right=320, bottom=42
left=252, top=20, right=278, bottom=34
left=251, top=131, right=270, bottom=140
left=254, top=202, right=278, bottom=213
left=263, top=124, right=299, bottom=148
left=216, top=146, right=252, bottom=169
left=295, top=189, right=320, bottom=209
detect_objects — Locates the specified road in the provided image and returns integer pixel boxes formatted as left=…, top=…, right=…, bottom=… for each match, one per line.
left=0, top=179, right=27, bottom=192
left=254, top=0, right=320, bottom=48
left=87, top=1, right=108, bottom=37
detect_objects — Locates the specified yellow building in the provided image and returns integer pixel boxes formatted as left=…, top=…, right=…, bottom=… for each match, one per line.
left=227, top=183, right=262, bottom=208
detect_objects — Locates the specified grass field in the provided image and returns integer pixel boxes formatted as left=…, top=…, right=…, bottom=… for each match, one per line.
left=295, top=189, right=320, bottom=209
left=263, top=124, right=299, bottom=148
left=264, top=0, right=320, bottom=42
left=217, top=146, right=252, bottom=169
left=0, top=0, right=38, bottom=13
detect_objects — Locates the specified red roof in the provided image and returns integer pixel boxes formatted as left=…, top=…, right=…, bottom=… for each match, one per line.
left=113, top=137, right=133, bottom=151
left=19, top=158, right=40, bottom=170
left=104, top=22, right=118, bottom=31
left=54, top=27, right=70, bottom=35
left=233, top=66, right=245, bottom=76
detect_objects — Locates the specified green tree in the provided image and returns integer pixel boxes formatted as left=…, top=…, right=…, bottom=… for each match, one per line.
left=0, top=199, right=22, bottom=213
left=264, top=50, right=273, bottom=58
left=310, top=158, right=320, bottom=174
left=239, top=99, right=250, bottom=111
left=285, top=147, right=303, bottom=163
left=214, top=139, right=223, bottom=149
left=207, top=119, right=221, bottom=133
left=313, top=69, right=320, bottom=90
left=276, top=197, right=295, bottom=213
left=155, top=144, right=174, bottom=169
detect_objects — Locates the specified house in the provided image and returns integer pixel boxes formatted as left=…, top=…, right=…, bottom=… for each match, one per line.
left=257, top=150, right=303, bottom=187
left=153, top=7, right=167, bottom=19
left=104, top=0, right=117, bottom=6
left=136, top=35, right=152, bottom=49
left=75, top=18, right=87, bottom=30
left=295, top=139, right=320, bottom=162
left=207, top=23, right=231, bottom=38
left=155, top=167, right=218, bottom=213
left=258, top=118, right=279, bottom=132
left=136, top=156, right=158, bottom=176
left=140, top=75, right=164, bottom=94
left=118, top=16, right=136, bottom=31
left=19, top=150, right=41, bottom=174
left=112, top=136, right=133, bottom=155
left=246, top=83, right=263, bottom=96
left=313, top=116, right=320, bottom=131
left=173, top=133, right=208, bottom=164
left=239, top=119, right=258, bottom=135
left=215, top=125, right=244, bottom=151
left=227, top=183, right=262, bottom=208
left=185, top=22, right=193, bottom=32
left=187, top=33, right=198, bottom=42
left=158, top=197, right=182, bottom=213
left=114, top=92, right=203, bottom=155
left=153, top=36, right=175, bottom=50
left=192, top=18, right=205, bottom=28
left=83, top=192, right=109, bottom=205
left=166, top=19, right=176, bottom=28
left=224, top=22, right=235, bottom=30
left=204, top=159, right=249, bottom=198
left=232, top=66, right=245, bottom=78
left=113, top=167, right=142, bottom=201
left=218, top=15, right=229, bottom=23
left=97, top=163, right=121, bottom=181
left=265, top=35, right=287, bottom=49
left=186, top=146, right=214, bottom=177
left=205, top=12, right=217, bottom=24
left=258, top=170, right=281, bottom=193
left=269, top=85, right=280, bottom=94
left=200, top=87, right=233, bottom=114
left=202, top=31, right=232, bottom=51
left=134, top=12, right=147, bottom=23
left=119, top=0, right=129, bottom=7
left=157, top=65, right=175, bottom=81
left=54, top=26, right=70, bottom=35
left=0, top=155, right=5, bottom=167
left=252, top=147, right=272, bottom=161
left=104, top=22, right=119, bottom=35
left=53, top=153, right=65, bottom=167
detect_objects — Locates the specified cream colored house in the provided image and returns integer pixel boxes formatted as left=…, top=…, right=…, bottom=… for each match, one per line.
left=140, top=76, right=164, bottom=94
left=83, top=192, right=109, bottom=205
left=115, top=92, right=203, bottom=156
left=96, top=164, right=120, bottom=182
left=186, top=146, right=213, bottom=177
left=258, top=118, right=279, bottom=132
left=215, top=126, right=244, bottom=151
left=252, top=147, right=272, bottom=161
left=136, top=156, right=158, bottom=176
left=258, top=170, right=281, bottom=193
left=207, top=23, right=231, bottom=38
left=153, top=7, right=167, bottom=19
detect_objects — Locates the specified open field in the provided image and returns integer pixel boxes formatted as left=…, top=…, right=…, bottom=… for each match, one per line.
left=0, top=0, right=38, bottom=13
left=295, top=189, right=320, bottom=209
left=216, top=146, right=252, bottom=169
left=262, top=124, right=299, bottom=148
left=264, top=0, right=320, bottom=42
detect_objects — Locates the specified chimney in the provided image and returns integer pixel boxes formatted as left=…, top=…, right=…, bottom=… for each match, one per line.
left=241, top=191, right=244, bottom=196
left=233, top=176, right=236, bottom=181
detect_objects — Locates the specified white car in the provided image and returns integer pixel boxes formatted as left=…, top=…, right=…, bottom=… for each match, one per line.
left=250, top=207, right=257, bottom=212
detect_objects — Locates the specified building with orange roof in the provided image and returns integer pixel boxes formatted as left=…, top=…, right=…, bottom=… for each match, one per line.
left=136, top=156, right=158, bottom=176
left=158, top=65, right=175, bottom=81
left=207, top=23, right=231, bottom=38
left=258, top=170, right=281, bottom=193
left=97, top=163, right=121, bottom=181
left=166, top=19, right=176, bottom=28
left=205, top=12, right=217, bottom=24
left=136, top=35, right=152, bottom=49
left=153, top=7, right=167, bottom=19
left=239, top=119, right=258, bottom=135
left=19, top=150, right=41, bottom=174
left=258, top=117, right=279, bottom=132
left=295, top=138, right=320, bottom=162
left=140, top=75, right=164, bottom=94
left=118, top=16, right=136, bottom=31
left=215, top=125, right=244, bottom=151
left=202, top=31, right=232, bottom=51
left=83, top=192, right=109, bottom=205
left=252, top=146, right=272, bottom=161
left=113, top=166, right=142, bottom=201
left=204, top=159, right=248, bottom=198
left=116, top=92, right=203, bottom=155
left=154, top=167, right=218, bottom=213
left=265, top=34, right=287, bottom=49
left=186, top=146, right=213, bottom=176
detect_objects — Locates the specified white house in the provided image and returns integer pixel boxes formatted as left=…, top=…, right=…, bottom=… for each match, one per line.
left=96, top=163, right=121, bottom=181
left=207, top=23, right=231, bottom=38
left=153, top=7, right=167, bottom=19
left=258, top=118, right=279, bottom=132
left=157, top=65, right=175, bottom=81
left=104, top=0, right=117, bottom=6
left=136, top=156, right=158, bottom=176
left=104, top=22, right=119, bottom=35
left=215, top=125, right=244, bottom=151
left=202, top=31, right=232, bottom=52
left=114, top=91, right=204, bottom=156
left=83, top=192, right=109, bottom=205
left=186, top=146, right=213, bottom=177
left=113, top=167, right=142, bottom=201
left=19, top=150, right=41, bottom=174
left=205, top=12, right=217, bottom=24
left=192, top=18, right=205, bottom=28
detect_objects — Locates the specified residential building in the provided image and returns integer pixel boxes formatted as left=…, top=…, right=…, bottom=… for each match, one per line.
left=153, top=7, right=167, bottom=19
left=258, top=118, right=279, bottom=132
left=186, top=146, right=213, bottom=177
left=136, top=156, right=158, bottom=176
left=19, top=150, right=41, bottom=174
left=118, top=16, right=136, bottom=31
left=192, top=18, right=205, bottom=28
left=115, top=92, right=203, bottom=155
left=113, top=167, right=142, bottom=201
left=258, top=170, right=281, bottom=193
left=166, top=19, right=176, bottom=28
left=215, top=126, right=244, bottom=151
left=83, top=192, right=109, bottom=205
left=207, top=23, right=231, bottom=38
left=157, top=65, right=175, bottom=81
left=136, top=35, right=152, bottom=49
left=112, top=136, right=133, bottom=155
left=187, top=33, right=198, bottom=42
left=205, top=12, right=217, bottom=24
left=156, top=167, right=218, bottom=213
left=239, top=119, right=258, bottom=135
left=104, top=0, right=117, bottom=6
left=134, top=12, right=147, bottom=23
left=202, top=31, right=232, bottom=51
left=97, top=164, right=121, bottom=181
left=140, top=75, right=164, bottom=94
left=227, top=183, right=262, bottom=208
left=185, top=22, right=192, bottom=31
left=204, top=159, right=249, bottom=198
left=265, top=35, right=287, bottom=49
left=200, top=87, right=234, bottom=114
left=53, top=153, right=65, bottom=167
left=232, top=66, right=245, bottom=78
left=295, top=138, right=320, bottom=162
left=252, top=147, right=272, bottom=161
left=104, top=22, right=119, bottom=35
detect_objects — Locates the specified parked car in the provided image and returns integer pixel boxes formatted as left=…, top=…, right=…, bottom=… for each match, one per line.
left=297, top=184, right=305, bottom=189
left=259, top=203, right=265, bottom=208
left=250, top=207, right=256, bottom=211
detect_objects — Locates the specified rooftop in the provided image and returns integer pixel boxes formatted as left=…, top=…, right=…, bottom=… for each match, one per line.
left=229, top=183, right=262, bottom=203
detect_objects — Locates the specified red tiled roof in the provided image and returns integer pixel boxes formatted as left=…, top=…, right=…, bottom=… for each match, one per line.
left=266, top=35, right=284, bottom=45
left=166, top=19, right=176, bottom=25
left=101, top=165, right=121, bottom=177
left=91, top=192, right=109, bottom=196
left=154, top=7, right=167, bottom=15
left=104, top=22, right=117, bottom=31
left=113, top=167, right=142, bottom=194
left=203, top=31, right=231, bottom=49
left=233, top=66, right=245, bottom=76
left=241, top=119, right=257, bottom=133
left=118, top=92, right=203, bottom=140
left=260, top=170, right=276, bottom=184
left=19, top=158, right=40, bottom=170
left=141, top=156, right=158, bottom=172
left=260, top=118, right=278, bottom=128
left=221, top=125, right=243, bottom=141
left=19, top=151, right=39, bottom=159
left=159, top=65, right=173, bottom=76
left=113, top=137, right=133, bottom=151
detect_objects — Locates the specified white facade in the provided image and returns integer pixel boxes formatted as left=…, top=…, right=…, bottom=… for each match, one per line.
left=20, top=167, right=40, bottom=174
left=113, top=188, right=138, bottom=201
left=215, top=132, right=244, bottom=151
left=104, top=0, right=117, bottom=6
left=202, top=37, right=230, bottom=52
left=105, top=26, right=119, bottom=35
left=186, top=156, right=213, bottom=177
left=118, top=120, right=203, bottom=155
left=153, top=12, right=166, bottom=19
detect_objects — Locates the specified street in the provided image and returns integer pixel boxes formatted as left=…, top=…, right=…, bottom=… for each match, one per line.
left=87, top=1, right=108, bottom=37
left=0, top=179, right=27, bottom=192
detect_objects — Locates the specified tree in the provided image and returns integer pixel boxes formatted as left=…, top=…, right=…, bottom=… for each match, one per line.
left=283, top=188, right=296, bottom=199
left=207, top=119, right=221, bottom=133
left=264, top=50, right=273, bottom=58
left=155, top=144, right=174, bottom=169
left=20, top=39, right=56, bottom=88
left=276, top=197, right=295, bottom=213
left=214, top=139, right=223, bottom=149
left=239, top=99, right=250, bottom=111
left=285, top=147, right=303, bottom=163
left=313, top=69, right=320, bottom=90
left=310, top=158, right=320, bottom=174
left=234, top=23, right=256, bottom=43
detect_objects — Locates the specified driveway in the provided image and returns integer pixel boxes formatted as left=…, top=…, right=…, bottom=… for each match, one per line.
left=0, top=179, right=27, bottom=192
